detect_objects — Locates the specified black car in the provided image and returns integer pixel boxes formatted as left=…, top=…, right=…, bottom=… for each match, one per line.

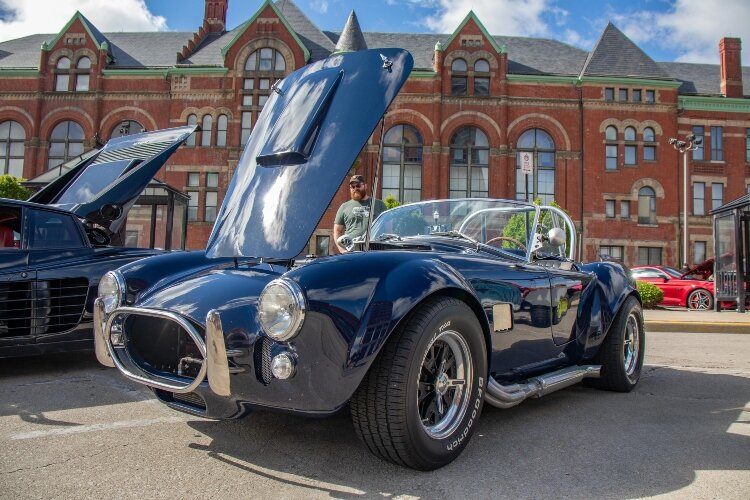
left=94, top=49, right=644, bottom=470
left=0, top=126, right=194, bottom=357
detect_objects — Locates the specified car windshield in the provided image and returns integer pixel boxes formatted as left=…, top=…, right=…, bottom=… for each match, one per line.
left=371, top=199, right=538, bottom=253
left=663, top=267, right=683, bottom=278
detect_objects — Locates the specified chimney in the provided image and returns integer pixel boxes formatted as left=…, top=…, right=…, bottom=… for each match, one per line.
left=719, top=37, right=743, bottom=98
left=204, top=0, right=228, bottom=33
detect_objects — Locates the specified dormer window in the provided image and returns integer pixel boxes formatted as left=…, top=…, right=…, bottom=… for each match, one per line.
left=55, top=57, right=71, bottom=91
left=75, top=57, right=91, bottom=91
left=451, top=58, right=467, bottom=96
left=474, top=59, right=490, bottom=96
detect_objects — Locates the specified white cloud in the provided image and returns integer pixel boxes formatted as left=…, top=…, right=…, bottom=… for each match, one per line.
left=0, top=0, right=167, bottom=42
left=310, top=0, right=329, bottom=15
left=422, top=0, right=559, bottom=36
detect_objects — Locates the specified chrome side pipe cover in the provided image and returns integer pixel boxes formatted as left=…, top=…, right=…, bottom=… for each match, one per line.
left=485, top=365, right=601, bottom=409
left=93, top=298, right=115, bottom=368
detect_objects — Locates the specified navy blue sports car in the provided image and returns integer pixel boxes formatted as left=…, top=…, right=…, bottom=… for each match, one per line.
left=0, top=126, right=194, bottom=357
left=94, top=49, right=643, bottom=470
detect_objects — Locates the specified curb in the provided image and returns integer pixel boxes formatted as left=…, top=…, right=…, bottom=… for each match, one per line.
left=645, top=321, right=750, bottom=334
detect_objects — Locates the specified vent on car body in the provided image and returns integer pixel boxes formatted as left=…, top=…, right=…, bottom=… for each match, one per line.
left=90, top=140, right=173, bottom=166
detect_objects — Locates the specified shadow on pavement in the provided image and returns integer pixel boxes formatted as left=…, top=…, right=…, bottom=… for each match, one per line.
left=183, top=366, right=750, bottom=498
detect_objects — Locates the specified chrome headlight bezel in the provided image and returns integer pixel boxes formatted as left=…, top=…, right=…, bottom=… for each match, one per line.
left=98, top=271, right=125, bottom=314
left=258, top=278, right=306, bottom=342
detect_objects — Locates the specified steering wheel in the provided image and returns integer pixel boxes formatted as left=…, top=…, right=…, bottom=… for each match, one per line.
left=485, top=236, right=527, bottom=251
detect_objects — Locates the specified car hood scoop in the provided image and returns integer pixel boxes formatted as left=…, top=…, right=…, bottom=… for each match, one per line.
left=205, top=48, right=413, bottom=260
left=29, top=126, right=195, bottom=232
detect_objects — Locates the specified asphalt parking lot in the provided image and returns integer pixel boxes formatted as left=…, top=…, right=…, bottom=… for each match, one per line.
left=1, top=330, right=749, bottom=499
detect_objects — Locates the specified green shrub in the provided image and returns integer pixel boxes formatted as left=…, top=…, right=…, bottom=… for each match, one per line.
left=0, top=175, right=30, bottom=200
left=637, top=280, right=664, bottom=309
left=384, top=193, right=400, bottom=210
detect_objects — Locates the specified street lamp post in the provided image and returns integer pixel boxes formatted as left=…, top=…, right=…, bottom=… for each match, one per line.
left=668, top=134, right=702, bottom=269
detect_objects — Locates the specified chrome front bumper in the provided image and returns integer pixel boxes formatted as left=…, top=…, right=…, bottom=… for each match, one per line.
left=93, top=298, right=231, bottom=396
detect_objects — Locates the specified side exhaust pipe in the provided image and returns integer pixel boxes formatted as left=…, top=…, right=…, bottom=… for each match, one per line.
left=485, top=365, right=601, bottom=409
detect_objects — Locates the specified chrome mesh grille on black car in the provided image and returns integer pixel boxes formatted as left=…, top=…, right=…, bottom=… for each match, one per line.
left=0, top=278, right=89, bottom=338
left=254, top=337, right=273, bottom=385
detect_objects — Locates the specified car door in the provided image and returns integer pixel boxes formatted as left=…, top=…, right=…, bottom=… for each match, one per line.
left=25, top=207, right=95, bottom=343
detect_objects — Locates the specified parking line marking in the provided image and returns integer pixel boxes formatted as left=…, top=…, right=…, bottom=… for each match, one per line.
left=8, top=416, right=186, bottom=440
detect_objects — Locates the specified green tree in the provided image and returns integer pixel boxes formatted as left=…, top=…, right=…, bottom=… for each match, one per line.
left=502, top=198, right=572, bottom=252
left=0, top=175, right=30, bottom=200
left=384, top=193, right=400, bottom=209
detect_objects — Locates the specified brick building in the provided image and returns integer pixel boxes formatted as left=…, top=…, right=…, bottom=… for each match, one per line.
left=0, top=0, right=748, bottom=266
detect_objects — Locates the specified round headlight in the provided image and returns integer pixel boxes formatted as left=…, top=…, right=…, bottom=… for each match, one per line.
left=98, top=271, right=124, bottom=314
left=258, top=279, right=306, bottom=341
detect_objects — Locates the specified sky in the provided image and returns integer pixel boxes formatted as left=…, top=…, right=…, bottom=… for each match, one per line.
left=0, top=0, right=748, bottom=65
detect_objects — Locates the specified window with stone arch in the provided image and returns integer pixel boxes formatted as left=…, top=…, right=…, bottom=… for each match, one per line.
left=241, top=47, right=288, bottom=144
left=55, top=57, right=71, bottom=91
left=450, top=126, right=489, bottom=198
left=474, top=59, right=490, bottom=96
left=216, top=114, right=228, bottom=147
left=0, top=121, right=25, bottom=177
left=605, top=125, right=618, bottom=170
left=515, top=128, right=556, bottom=205
left=201, top=115, right=213, bottom=147
left=624, top=126, right=637, bottom=165
left=451, top=58, right=468, bottom=96
left=638, top=186, right=656, bottom=224
left=185, top=114, right=198, bottom=147
left=75, top=57, right=91, bottom=91
left=48, top=121, right=85, bottom=169
left=643, top=127, right=656, bottom=161
left=382, top=124, right=423, bottom=203
left=110, top=120, right=145, bottom=139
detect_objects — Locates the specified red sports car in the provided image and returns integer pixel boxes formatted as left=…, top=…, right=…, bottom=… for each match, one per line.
left=631, top=264, right=715, bottom=310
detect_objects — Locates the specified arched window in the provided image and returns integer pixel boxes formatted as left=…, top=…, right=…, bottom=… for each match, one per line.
left=383, top=124, right=423, bottom=203
left=638, top=186, right=656, bottom=224
left=605, top=125, right=618, bottom=170
left=55, top=57, right=71, bottom=91
left=643, top=127, right=656, bottom=161
left=0, top=121, right=25, bottom=177
left=241, top=47, right=287, bottom=144
left=75, top=57, right=91, bottom=91
left=474, top=59, right=490, bottom=96
left=451, top=58, right=467, bottom=96
left=201, top=115, right=213, bottom=147
left=624, top=126, right=637, bottom=165
left=450, top=127, right=488, bottom=198
left=48, top=121, right=84, bottom=169
left=216, top=114, right=228, bottom=147
left=110, top=120, right=145, bottom=138
left=186, top=114, right=198, bottom=147
left=515, top=128, right=556, bottom=205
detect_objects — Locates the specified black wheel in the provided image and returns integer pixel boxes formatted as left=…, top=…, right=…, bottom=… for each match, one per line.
left=687, top=289, right=713, bottom=310
left=593, top=296, right=644, bottom=392
left=350, top=296, right=487, bottom=470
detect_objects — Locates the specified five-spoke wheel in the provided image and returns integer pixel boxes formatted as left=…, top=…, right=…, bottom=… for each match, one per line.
left=687, top=289, right=713, bottom=310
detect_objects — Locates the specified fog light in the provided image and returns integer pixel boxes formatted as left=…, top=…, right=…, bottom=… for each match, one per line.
left=271, top=353, right=295, bottom=380
left=110, top=322, right=124, bottom=346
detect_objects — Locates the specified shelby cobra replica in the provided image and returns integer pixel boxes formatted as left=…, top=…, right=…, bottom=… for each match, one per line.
left=0, top=126, right=195, bottom=358
left=94, top=49, right=644, bottom=470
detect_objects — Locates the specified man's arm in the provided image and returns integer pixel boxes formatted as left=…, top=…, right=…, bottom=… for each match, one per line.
left=333, top=223, right=347, bottom=253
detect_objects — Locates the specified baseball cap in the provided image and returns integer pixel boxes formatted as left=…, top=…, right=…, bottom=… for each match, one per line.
left=349, top=174, right=365, bottom=184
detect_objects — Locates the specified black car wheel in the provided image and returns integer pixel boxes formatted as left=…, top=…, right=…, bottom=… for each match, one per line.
left=350, top=296, right=487, bottom=470
left=592, top=296, right=644, bottom=392
left=687, top=289, right=713, bottom=310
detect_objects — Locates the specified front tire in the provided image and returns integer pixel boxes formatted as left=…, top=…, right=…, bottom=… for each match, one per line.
left=350, top=296, right=487, bottom=470
left=687, top=289, right=713, bottom=310
left=593, top=296, right=644, bottom=392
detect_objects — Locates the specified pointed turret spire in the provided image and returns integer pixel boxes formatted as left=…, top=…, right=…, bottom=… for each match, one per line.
left=334, top=10, right=367, bottom=53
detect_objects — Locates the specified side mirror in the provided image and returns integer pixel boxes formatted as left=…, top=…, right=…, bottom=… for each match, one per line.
left=662, top=276, right=669, bottom=282
left=547, top=227, right=566, bottom=248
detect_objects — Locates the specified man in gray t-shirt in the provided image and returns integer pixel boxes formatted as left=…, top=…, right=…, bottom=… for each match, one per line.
left=334, top=174, right=387, bottom=253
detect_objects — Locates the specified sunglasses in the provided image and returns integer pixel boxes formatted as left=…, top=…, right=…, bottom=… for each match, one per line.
left=349, top=182, right=364, bottom=188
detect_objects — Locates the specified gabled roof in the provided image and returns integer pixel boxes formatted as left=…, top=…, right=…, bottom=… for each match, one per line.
left=580, top=22, right=670, bottom=79
left=334, top=11, right=367, bottom=53
left=442, top=11, right=503, bottom=54
left=42, top=11, right=109, bottom=51
left=275, top=0, right=334, bottom=62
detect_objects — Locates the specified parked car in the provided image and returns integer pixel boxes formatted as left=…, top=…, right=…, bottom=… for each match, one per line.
left=0, top=126, right=194, bottom=357
left=94, top=49, right=644, bottom=470
left=632, top=264, right=715, bottom=309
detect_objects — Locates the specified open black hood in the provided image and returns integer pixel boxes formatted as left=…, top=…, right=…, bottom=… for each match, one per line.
left=205, top=48, right=413, bottom=259
left=29, top=126, right=195, bottom=232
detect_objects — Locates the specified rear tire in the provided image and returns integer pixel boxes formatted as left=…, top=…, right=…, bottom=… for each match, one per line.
left=592, top=296, right=644, bottom=392
left=350, top=296, right=487, bottom=470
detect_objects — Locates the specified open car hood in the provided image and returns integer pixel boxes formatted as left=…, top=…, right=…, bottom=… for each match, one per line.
left=205, top=48, right=413, bottom=259
left=28, top=126, right=195, bottom=232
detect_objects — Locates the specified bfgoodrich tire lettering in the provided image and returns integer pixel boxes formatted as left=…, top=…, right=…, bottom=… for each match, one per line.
left=350, top=296, right=487, bottom=470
